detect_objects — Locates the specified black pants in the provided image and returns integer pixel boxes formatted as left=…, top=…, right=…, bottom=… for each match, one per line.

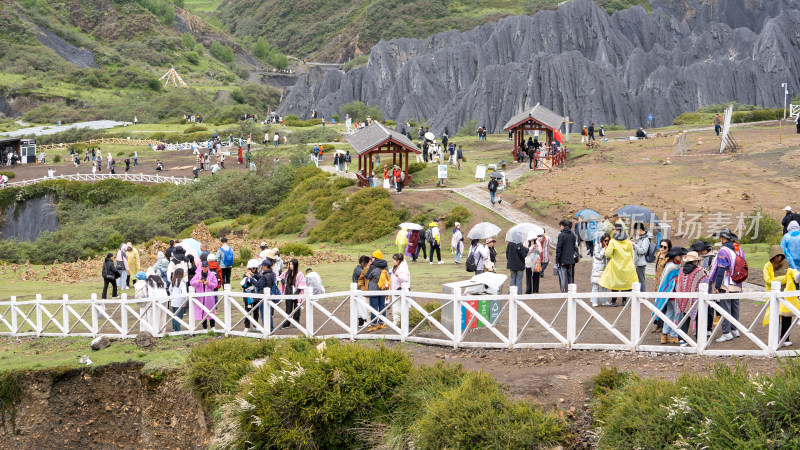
left=585, top=239, right=595, bottom=257
left=525, top=268, right=540, bottom=294
left=202, top=318, right=216, bottom=329
left=611, top=289, right=631, bottom=306
left=125, top=274, right=130, bottom=288
left=244, top=300, right=261, bottom=329
left=414, top=243, right=427, bottom=261
left=221, top=267, right=232, bottom=286
left=429, top=243, right=441, bottom=262
left=781, top=316, right=793, bottom=341
left=102, top=279, right=117, bottom=299
left=396, top=181, right=402, bottom=193
left=283, top=299, right=301, bottom=327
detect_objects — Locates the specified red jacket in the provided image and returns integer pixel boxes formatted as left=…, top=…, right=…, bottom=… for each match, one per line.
left=207, top=261, right=223, bottom=288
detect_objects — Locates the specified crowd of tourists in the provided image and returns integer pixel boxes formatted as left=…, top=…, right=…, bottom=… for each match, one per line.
left=98, top=204, right=800, bottom=343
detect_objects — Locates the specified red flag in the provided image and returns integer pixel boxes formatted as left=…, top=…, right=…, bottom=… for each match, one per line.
left=553, top=129, right=564, bottom=143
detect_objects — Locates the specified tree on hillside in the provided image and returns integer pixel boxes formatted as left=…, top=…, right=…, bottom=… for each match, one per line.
left=210, top=41, right=235, bottom=63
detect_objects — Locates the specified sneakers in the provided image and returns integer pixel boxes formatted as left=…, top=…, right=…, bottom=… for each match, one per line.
left=438, top=261, right=444, bottom=264
left=591, top=303, right=598, bottom=308
left=368, top=325, right=378, bottom=332
left=731, top=330, right=740, bottom=338
left=716, top=333, right=734, bottom=342
left=429, top=262, right=433, bottom=265
left=782, top=341, right=793, bottom=347
left=679, top=340, right=688, bottom=347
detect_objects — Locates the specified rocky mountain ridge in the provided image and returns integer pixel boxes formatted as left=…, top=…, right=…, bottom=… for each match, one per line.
left=278, top=0, right=800, bottom=132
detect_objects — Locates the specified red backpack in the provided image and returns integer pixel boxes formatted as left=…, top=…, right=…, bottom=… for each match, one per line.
left=730, top=247, right=748, bottom=284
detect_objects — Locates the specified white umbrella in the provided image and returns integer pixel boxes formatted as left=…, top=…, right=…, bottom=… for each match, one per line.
left=399, top=222, right=424, bottom=231
left=505, top=223, right=544, bottom=243
left=335, top=149, right=347, bottom=154
left=467, top=222, right=501, bottom=239
left=424, top=132, right=435, bottom=140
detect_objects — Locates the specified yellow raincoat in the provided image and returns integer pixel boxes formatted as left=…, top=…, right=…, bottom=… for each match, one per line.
left=126, top=246, right=141, bottom=274
left=762, top=268, right=800, bottom=326
left=396, top=228, right=409, bottom=253
left=763, top=245, right=789, bottom=292
left=598, top=237, right=637, bottom=291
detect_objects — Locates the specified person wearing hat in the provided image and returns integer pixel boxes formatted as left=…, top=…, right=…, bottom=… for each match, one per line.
left=486, top=238, right=498, bottom=272
left=781, top=221, right=800, bottom=270
left=708, top=228, right=746, bottom=342
left=763, top=246, right=790, bottom=292
left=125, top=242, right=141, bottom=289
left=451, top=222, right=464, bottom=264
left=655, top=246, right=688, bottom=344
left=673, top=251, right=710, bottom=346
left=599, top=224, right=637, bottom=306
left=689, top=241, right=714, bottom=270
left=191, top=260, right=219, bottom=330
left=364, top=250, right=389, bottom=331
left=258, top=242, right=270, bottom=261
left=762, top=246, right=800, bottom=346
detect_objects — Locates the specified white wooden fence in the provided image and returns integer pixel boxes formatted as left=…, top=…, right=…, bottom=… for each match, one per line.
left=4, top=173, right=193, bottom=188
left=2, top=282, right=798, bottom=357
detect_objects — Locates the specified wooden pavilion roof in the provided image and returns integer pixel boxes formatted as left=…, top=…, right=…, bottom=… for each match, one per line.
left=346, top=122, right=421, bottom=155
left=503, top=103, right=564, bottom=132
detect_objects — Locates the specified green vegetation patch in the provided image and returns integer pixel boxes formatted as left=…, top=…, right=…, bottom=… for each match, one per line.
left=593, top=360, right=800, bottom=448
left=308, top=187, right=406, bottom=244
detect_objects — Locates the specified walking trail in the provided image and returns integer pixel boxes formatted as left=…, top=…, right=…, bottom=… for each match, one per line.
left=322, top=162, right=763, bottom=292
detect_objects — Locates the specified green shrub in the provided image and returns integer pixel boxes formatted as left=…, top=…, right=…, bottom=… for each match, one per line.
left=181, top=32, right=196, bottom=49
left=270, top=213, right=307, bottom=235
left=177, top=224, right=196, bottom=239
left=52, top=155, right=61, bottom=163
left=148, top=132, right=166, bottom=140
left=238, top=341, right=412, bottom=449
left=278, top=242, right=314, bottom=257
left=589, top=366, right=632, bottom=398
left=740, top=209, right=783, bottom=245
left=186, top=337, right=279, bottom=408
left=209, top=41, right=235, bottom=63
left=234, top=213, right=256, bottom=225
left=444, top=205, right=471, bottom=228
left=343, top=54, right=369, bottom=72
left=203, top=216, right=225, bottom=225
left=407, top=162, right=426, bottom=174
left=308, top=188, right=402, bottom=244
left=412, top=371, right=568, bottom=448
left=672, top=112, right=715, bottom=126
left=104, top=232, right=124, bottom=251
left=408, top=302, right=442, bottom=331
left=457, top=119, right=478, bottom=137
left=320, top=144, right=336, bottom=152
left=185, top=51, right=200, bottom=65
left=238, top=247, right=252, bottom=262
left=595, top=360, right=800, bottom=449
left=340, top=101, right=383, bottom=123
left=0, top=171, right=15, bottom=180
left=184, top=125, right=207, bottom=133
left=284, top=118, right=323, bottom=127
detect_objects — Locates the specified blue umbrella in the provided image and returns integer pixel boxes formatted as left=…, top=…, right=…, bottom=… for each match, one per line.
left=575, top=209, right=602, bottom=220
left=616, top=205, right=659, bottom=224
left=178, top=238, right=203, bottom=253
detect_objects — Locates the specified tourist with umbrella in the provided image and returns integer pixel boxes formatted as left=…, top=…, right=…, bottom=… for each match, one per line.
left=505, top=230, right=528, bottom=293
left=524, top=231, right=545, bottom=294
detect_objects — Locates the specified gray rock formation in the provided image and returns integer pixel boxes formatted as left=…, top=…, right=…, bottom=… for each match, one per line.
left=278, top=0, right=800, bottom=132
left=35, top=24, right=97, bottom=69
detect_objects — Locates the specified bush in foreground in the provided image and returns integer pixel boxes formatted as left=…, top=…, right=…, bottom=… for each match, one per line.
left=594, top=361, right=800, bottom=448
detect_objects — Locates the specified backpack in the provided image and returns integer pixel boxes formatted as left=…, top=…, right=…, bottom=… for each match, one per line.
left=465, top=249, right=477, bottom=273
left=425, top=228, right=434, bottom=244
left=731, top=251, right=749, bottom=284
left=221, top=247, right=234, bottom=266
left=377, top=269, right=391, bottom=290
left=488, top=179, right=498, bottom=192
left=645, top=240, right=658, bottom=263
left=358, top=268, right=368, bottom=291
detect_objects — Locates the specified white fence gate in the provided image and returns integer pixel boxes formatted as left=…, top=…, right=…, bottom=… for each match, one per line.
left=1, top=282, right=798, bottom=357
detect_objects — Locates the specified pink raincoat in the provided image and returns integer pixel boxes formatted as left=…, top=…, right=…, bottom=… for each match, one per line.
left=190, top=269, right=219, bottom=320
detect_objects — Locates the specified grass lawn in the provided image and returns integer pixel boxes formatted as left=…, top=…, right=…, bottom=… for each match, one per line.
left=0, top=334, right=215, bottom=372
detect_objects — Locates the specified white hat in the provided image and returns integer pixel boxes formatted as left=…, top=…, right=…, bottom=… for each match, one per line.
left=207, top=253, right=216, bottom=261
left=246, top=259, right=260, bottom=269
left=785, top=206, right=793, bottom=211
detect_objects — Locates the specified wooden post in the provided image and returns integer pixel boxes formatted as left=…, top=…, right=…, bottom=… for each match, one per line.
left=768, top=281, right=782, bottom=354
left=508, top=286, right=517, bottom=348
left=35, top=294, right=42, bottom=337
left=119, top=293, right=128, bottom=338
left=91, top=293, right=99, bottom=337
left=404, top=150, right=409, bottom=186
left=567, top=284, right=577, bottom=348
left=630, top=282, right=640, bottom=352
left=224, top=284, right=232, bottom=336
left=401, top=282, right=410, bottom=342
left=697, top=283, right=709, bottom=354
left=62, top=294, right=70, bottom=337
left=350, top=282, right=358, bottom=341
left=453, top=289, right=461, bottom=349
left=304, top=288, right=313, bottom=338
left=188, top=286, right=196, bottom=333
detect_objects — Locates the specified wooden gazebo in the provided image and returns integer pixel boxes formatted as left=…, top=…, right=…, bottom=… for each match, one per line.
left=347, top=123, right=421, bottom=187
left=503, top=103, right=566, bottom=169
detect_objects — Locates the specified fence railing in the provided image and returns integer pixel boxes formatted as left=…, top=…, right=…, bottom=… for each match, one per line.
left=1, top=282, right=797, bottom=357
left=4, top=173, right=193, bottom=188
left=37, top=137, right=249, bottom=152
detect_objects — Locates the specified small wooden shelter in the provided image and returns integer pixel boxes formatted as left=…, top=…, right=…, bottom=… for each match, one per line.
left=503, top=103, right=566, bottom=168
left=347, top=122, right=421, bottom=187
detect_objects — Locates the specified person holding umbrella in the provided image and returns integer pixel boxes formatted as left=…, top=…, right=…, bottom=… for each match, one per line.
left=525, top=233, right=544, bottom=294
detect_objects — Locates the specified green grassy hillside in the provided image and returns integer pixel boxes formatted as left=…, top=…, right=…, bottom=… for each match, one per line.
left=0, top=0, right=279, bottom=124
left=213, top=0, right=651, bottom=61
